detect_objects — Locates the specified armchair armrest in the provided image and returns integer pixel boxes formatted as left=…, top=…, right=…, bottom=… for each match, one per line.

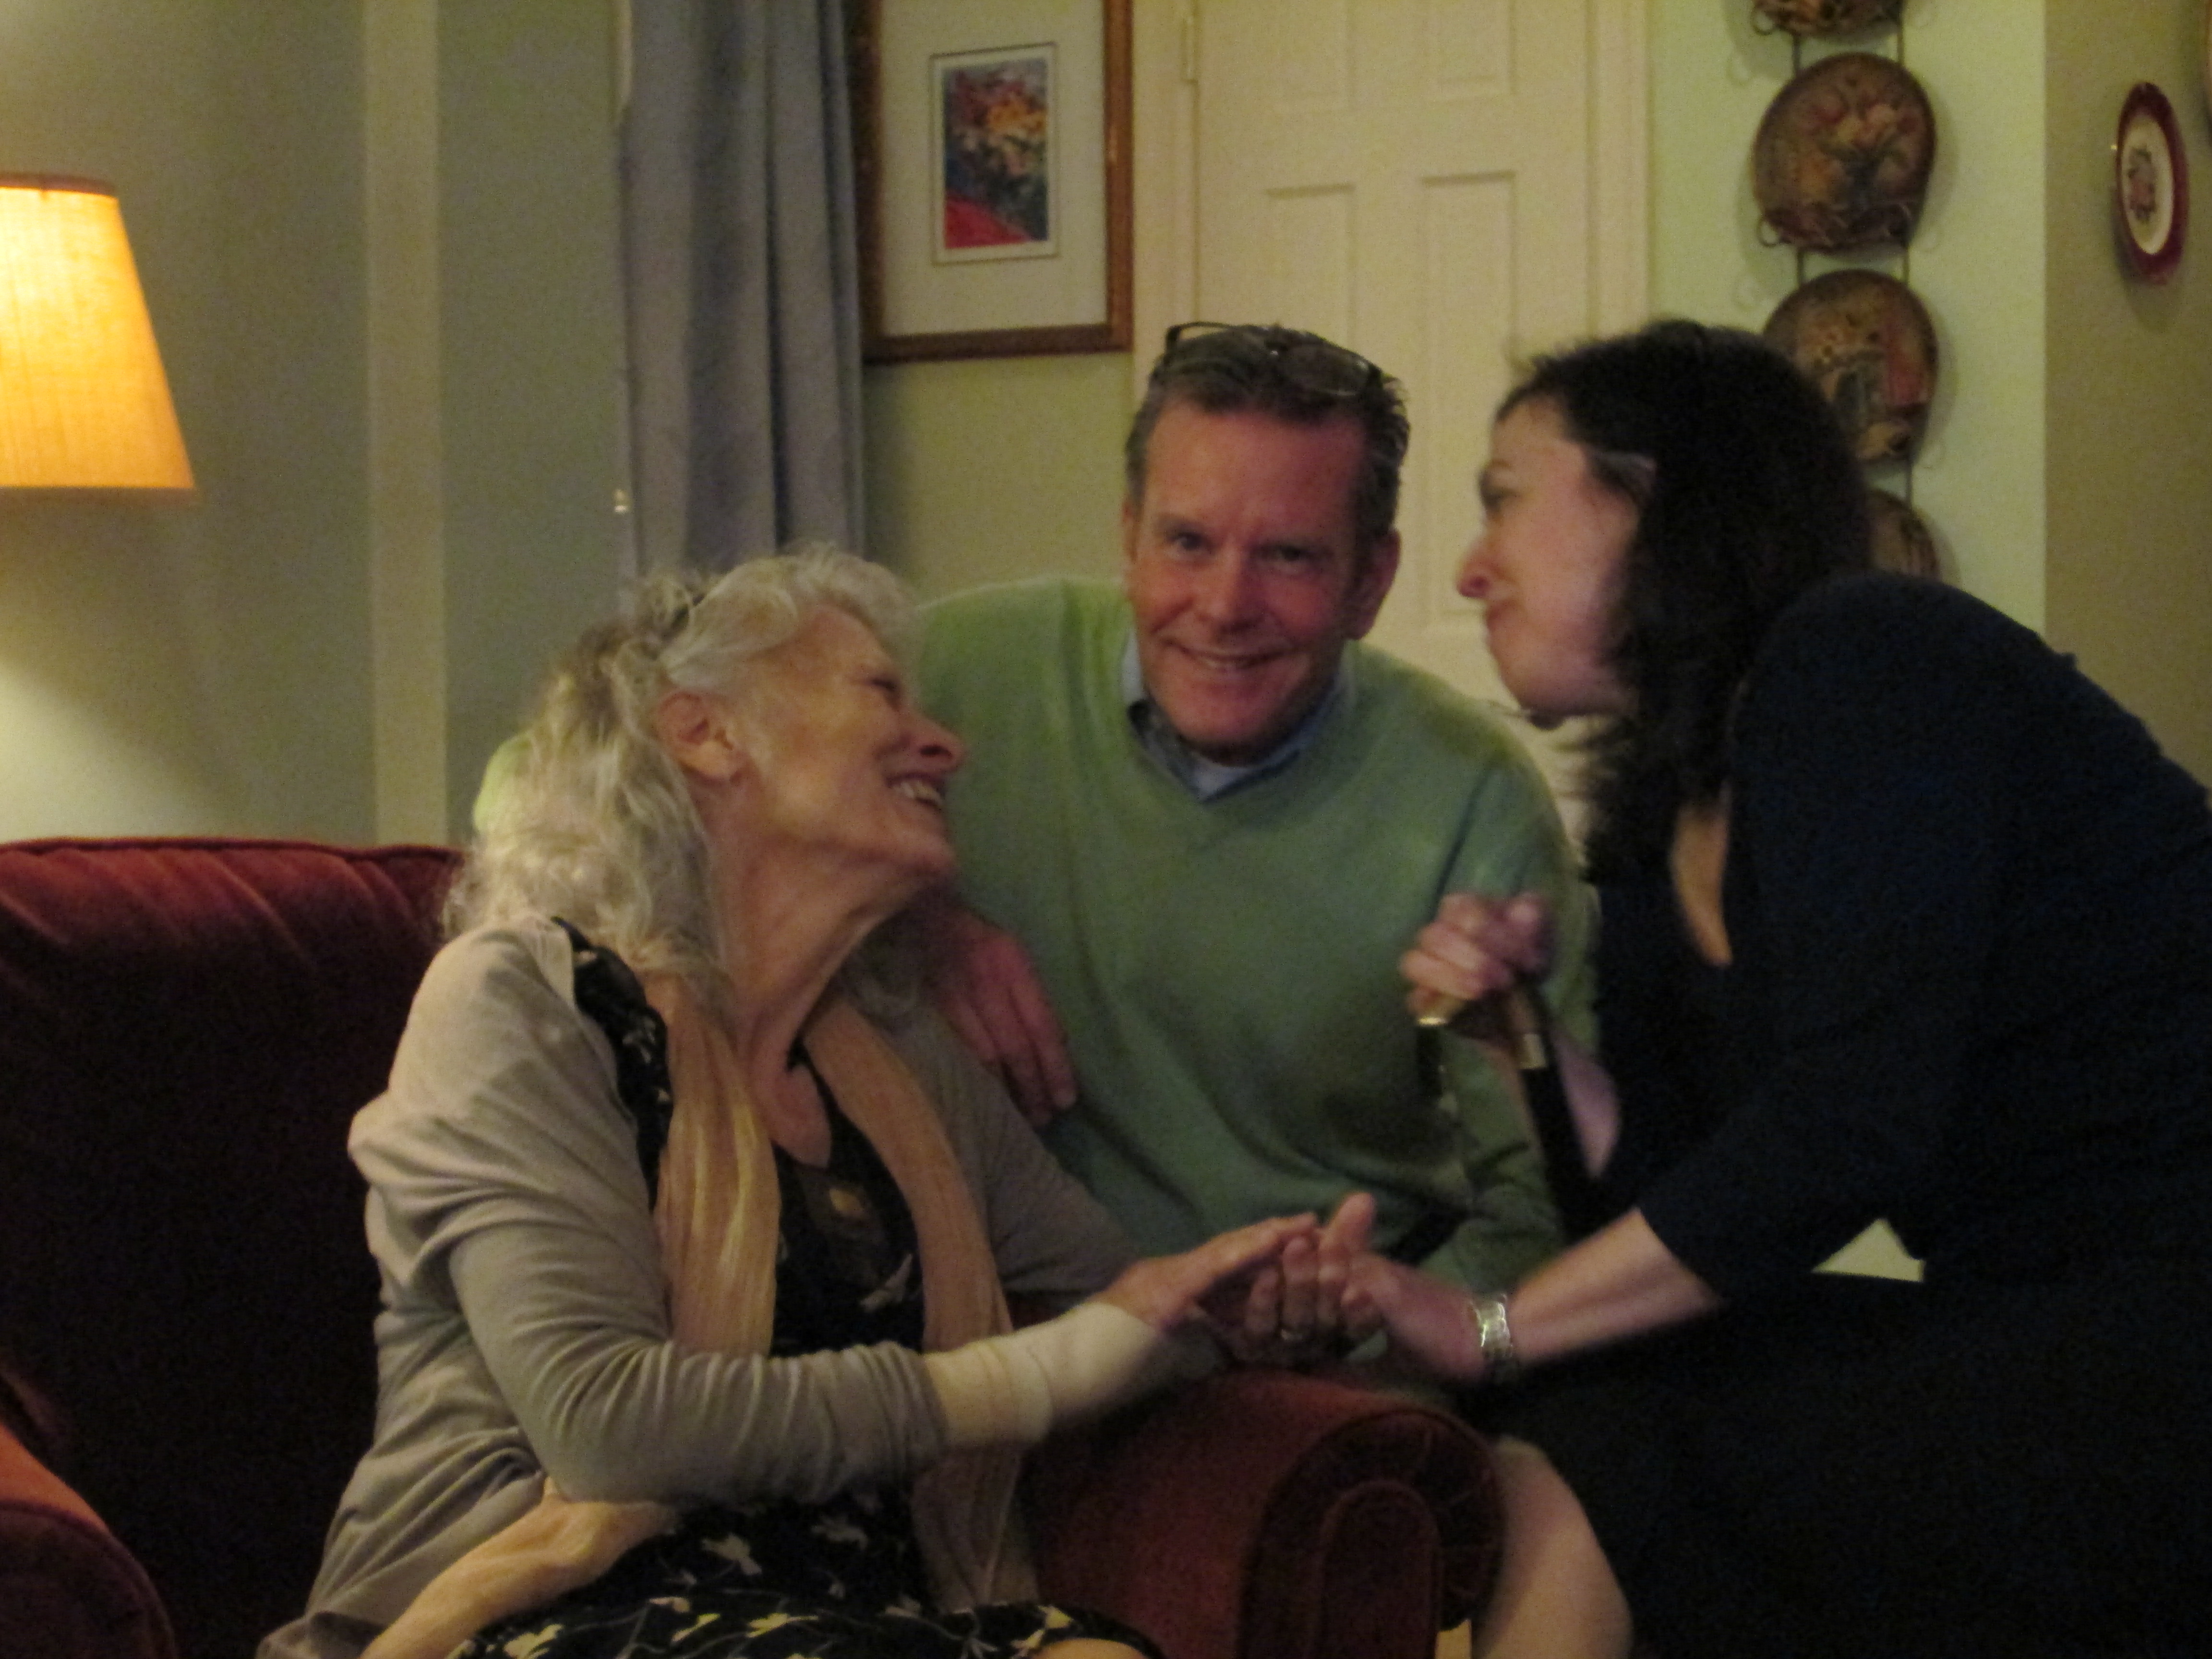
left=0, top=1417, right=175, bottom=1659
left=1026, top=1369, right=1500, bottom=1659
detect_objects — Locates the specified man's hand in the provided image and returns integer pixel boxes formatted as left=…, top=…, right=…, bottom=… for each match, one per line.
left=915, top=891, right=1079, bottom=1125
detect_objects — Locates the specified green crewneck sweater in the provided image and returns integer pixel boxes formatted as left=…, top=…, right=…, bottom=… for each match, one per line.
left=918, top=577, right=1592, bottom=1292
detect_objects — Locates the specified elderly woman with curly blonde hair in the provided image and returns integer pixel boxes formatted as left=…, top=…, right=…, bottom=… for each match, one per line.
left=262, top=548, right=1316, bottom=1659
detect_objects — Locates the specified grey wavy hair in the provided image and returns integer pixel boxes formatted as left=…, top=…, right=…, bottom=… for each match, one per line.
left=446, top=544, right=917, bottom=1001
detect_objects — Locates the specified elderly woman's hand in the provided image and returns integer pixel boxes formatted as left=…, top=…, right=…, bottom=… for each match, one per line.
left=926, top=1214, right=1323, bottom=1451
left=1095, top=1213, right=1320, bottom=1333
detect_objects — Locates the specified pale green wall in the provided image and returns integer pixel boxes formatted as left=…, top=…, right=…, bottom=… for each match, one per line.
left=436, top=0, right=627, bottom=830
left=1649, top=0, right=2048, bottom=626
left=2044, top=0, right=2212, bottom=784
left=1647, top=0, right=2212, bottom=1282
left=0, top=0, right=373, bottom=840
left=875, top=4, right=2065, bottom=635
left=7, top=4, right=2200, bottom=842
left=0, top=0, right=624, bottom=846
left=1649, top=0, right=2212, bottom=789
left=863, top=353, right=1135, bottom=598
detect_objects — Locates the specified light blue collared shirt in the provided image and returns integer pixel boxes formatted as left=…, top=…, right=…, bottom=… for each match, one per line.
left=1119, top=631, right=1345, bottom=801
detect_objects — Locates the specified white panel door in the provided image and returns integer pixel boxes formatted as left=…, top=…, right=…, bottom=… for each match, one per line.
left=1144, top=0, right=1647, bottom=792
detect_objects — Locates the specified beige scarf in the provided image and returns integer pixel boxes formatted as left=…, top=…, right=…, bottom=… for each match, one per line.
left=653, top=982, right=1035, bottom=1608
left=365, top=984, right=1032, bottom=1659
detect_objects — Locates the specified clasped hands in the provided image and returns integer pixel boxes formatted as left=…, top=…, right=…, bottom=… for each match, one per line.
left=1206, top=1192, right=1383, bottom=1368
left=1096, top=1194, right=1406, bottom=1371
left=1099, top=1193, right=1501, bottom=1381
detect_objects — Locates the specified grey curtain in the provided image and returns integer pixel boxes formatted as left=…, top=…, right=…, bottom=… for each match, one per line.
left=621, top=0, right=866, bottom=573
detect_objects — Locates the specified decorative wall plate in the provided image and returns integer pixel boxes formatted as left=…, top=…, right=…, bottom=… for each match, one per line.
left=2115, top=82, right=2187, bottom=284
left=1866, top=488, right=1940, bottom=579
left=1763, top=269, right=1938, bottom=464
left=1751, top=0, right=1904, bottom=37
left=1753, top=52, right=1935, bottom=251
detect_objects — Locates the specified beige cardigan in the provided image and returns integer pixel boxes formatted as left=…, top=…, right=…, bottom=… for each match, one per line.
left=262, top=919, right=1132, bottom=1659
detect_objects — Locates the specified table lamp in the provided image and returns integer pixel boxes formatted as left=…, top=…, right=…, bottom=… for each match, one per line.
left=0, top=174, right=193, bottom=493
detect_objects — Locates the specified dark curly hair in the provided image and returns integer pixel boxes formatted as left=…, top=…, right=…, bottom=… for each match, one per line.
left=1502, top=321, right=1872, bottom=878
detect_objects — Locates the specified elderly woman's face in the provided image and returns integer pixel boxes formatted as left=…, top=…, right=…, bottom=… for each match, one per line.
left=740, top=606, right=964, bottom=889
left=1455, top=398, right=1637, bottom=721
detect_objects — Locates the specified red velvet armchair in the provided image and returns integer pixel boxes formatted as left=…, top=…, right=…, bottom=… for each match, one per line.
left=0, top=837, right=1499, bottom=1659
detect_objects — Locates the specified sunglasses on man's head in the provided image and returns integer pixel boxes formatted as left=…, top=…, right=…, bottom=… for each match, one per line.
left=1158, top=321, right=1386, bottom=400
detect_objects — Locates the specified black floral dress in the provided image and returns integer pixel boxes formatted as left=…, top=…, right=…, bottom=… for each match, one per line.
left=449, top=930, right=1158, bottom=1659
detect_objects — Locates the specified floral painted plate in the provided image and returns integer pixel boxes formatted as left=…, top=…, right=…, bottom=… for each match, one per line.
left=2115, top=82, right=2187, bottom=284
left=1753, top=52, right=1935, bottom=251
left=1763, top=269, right=1937, bottom=465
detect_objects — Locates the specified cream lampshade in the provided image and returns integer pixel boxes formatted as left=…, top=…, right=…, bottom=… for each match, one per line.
left=0, top=174, right=194, bottom=492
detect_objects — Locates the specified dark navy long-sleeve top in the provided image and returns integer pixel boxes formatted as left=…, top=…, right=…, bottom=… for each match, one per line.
left=1599, top=574, right=2212, bottom=1298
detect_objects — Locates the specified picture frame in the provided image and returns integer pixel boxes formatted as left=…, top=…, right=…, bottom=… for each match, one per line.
left=852, top=0, right=1131, bottom=362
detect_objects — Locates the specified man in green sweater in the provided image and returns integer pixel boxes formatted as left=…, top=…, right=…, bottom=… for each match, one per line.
left=914, top=323, right=1592, bottom=1299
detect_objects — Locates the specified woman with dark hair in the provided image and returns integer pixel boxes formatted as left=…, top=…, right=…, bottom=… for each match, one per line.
left=1354, top=321, right=2212, bottom=1657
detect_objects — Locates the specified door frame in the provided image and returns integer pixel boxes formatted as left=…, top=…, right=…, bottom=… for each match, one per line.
left=1125, top=0, right=1650, bottom=395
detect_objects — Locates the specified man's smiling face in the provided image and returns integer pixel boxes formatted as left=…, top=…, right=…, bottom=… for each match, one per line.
left=1122, top=402, right=1399, bottom=764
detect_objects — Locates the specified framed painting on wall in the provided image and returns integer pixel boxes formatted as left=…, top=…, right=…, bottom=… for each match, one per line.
left=853, top=0, right=1131, bottom=362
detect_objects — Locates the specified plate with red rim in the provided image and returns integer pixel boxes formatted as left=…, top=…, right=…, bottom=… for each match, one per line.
left=2116, top=82, right=2187, bottom=284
